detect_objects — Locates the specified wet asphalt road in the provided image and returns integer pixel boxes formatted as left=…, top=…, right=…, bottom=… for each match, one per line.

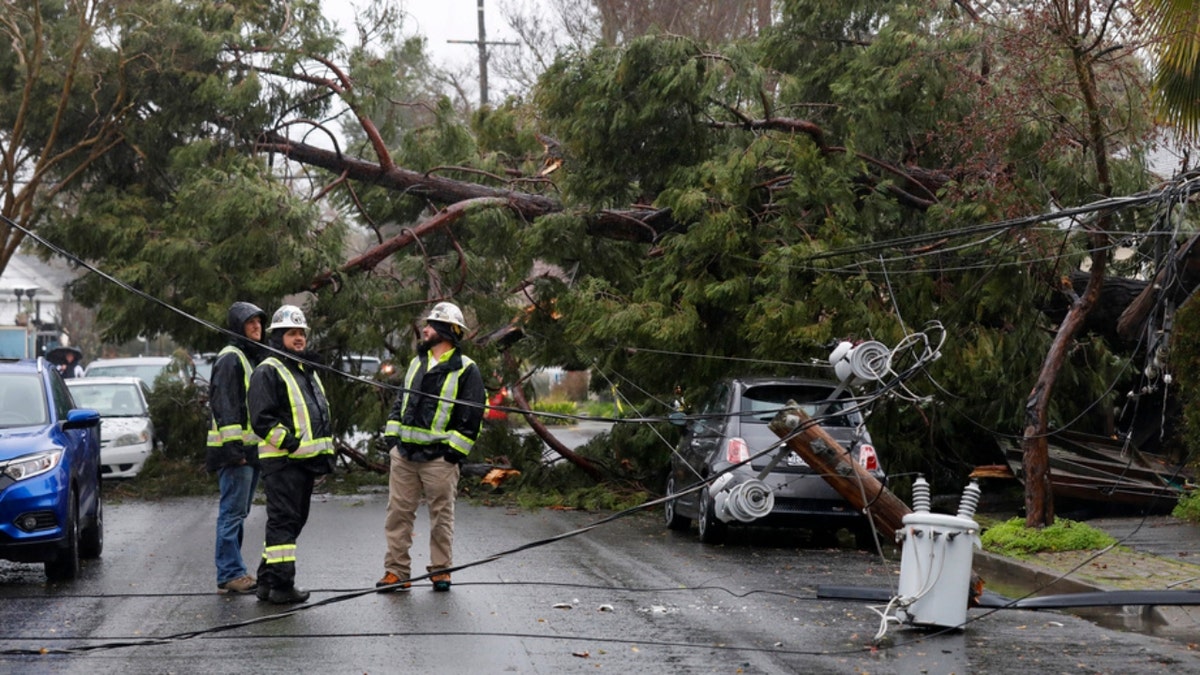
left=0, top=490, right=1198, bottom=673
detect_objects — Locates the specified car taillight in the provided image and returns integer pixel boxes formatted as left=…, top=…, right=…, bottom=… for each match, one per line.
left=857, top=444, right=879, bottom=471
left=726, top=437, right=750, bottom=463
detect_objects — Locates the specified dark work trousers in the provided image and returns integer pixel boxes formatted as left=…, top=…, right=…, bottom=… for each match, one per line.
left=256, top=463, right=315, bottom=591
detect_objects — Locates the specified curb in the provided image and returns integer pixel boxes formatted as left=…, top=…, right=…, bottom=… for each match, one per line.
left=972, top=550, right=1194, bottom=633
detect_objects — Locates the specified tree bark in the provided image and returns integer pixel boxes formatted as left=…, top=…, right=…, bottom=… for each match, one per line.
left=258, top=131, right=680, bottom=246
left=1022, top=14, right=1115, bottom=529
left=308, top=197, right=509, bottom=291
left=1117, top=231, right=1200, bottom=342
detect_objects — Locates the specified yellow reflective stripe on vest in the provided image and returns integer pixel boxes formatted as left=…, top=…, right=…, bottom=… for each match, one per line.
left=396, top=353, right=476, bottom=456
left=206, top=346, right=261, bottom=447
left=383, top=357, right=424, bottom=441
left=257, top=357, right=333, bottom=460
left=262, top=543, right=297, bottom=564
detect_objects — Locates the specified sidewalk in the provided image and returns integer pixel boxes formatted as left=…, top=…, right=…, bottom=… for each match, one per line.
left=973, top=514, right=1200, bottom=639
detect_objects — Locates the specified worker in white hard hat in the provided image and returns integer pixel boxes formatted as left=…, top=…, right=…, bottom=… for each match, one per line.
left=377, top=301, right=485, bottom=593
left=247, top=304, right=334, bottom=604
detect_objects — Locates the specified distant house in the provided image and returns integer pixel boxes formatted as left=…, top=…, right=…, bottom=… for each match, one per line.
left=0, top=253, right=79, bottom=356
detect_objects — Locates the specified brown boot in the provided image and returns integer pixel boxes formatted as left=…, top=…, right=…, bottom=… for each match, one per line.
left=430, top=571, right=451, bottom=592
left=375, top=571, right=411, bottom=593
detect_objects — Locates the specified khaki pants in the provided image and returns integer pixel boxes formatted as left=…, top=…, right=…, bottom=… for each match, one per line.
left=383, top=449, right=460, bottom=580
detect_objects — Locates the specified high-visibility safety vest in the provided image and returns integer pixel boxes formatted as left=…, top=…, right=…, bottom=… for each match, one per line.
left=385, top=352, right=477, bottom=457
left=206, top=345, right=260, bottom=447
left=257, top=357, right=334, bottom=460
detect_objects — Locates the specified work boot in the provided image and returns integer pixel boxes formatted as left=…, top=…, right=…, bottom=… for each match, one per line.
left=256, top=583, right=271, bottom=602
left=217, top=575, right=258, bottom=595
left=268, top=586, right=310, bottom=604
left=430, top=571, right=451, bottom=592
left=375, top=572, right=411, bottom=593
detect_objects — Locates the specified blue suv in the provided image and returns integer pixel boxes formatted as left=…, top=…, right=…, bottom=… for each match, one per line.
left=0, top=358, right=103, bottom=580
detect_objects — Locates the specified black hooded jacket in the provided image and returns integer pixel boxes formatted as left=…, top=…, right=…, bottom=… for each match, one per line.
left=248, top=331, right=334, bottom=476
left=204, top=302, right=267, bottom=472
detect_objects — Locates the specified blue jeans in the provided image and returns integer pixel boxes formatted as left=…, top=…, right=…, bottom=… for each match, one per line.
left=215, top=464, right=260, bottom=584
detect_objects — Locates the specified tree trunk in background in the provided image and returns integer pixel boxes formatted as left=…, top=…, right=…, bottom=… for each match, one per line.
left=504, top=352, right=604, bottom=481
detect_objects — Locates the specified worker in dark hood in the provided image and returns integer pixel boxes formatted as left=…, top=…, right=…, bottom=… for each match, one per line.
left=247, top=304, right=334, bottom=604
left=205, top=301, right=268, bottom=595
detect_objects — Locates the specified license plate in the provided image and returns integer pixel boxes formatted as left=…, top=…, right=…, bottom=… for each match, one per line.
left=785, top=452, right=807, bottom=467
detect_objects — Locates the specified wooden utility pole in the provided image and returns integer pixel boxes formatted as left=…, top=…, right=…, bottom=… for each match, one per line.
left=770, top=402, right=986, bottom=606
left=768, top=403, right=911, bottom=535
left=448, top=0, right=518, bottom=107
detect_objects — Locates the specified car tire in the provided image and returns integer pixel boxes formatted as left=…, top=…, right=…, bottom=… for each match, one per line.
left=80, top=479, right=104, bottom=559
left=664, top=475, right=691, bottom=532
left=697, top=485, right=727, bottom=544
left=45, top=489, right=80, bottom=581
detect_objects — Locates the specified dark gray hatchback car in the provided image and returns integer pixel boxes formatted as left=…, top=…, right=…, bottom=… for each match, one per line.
left=664, top=376, right=885, bottom=546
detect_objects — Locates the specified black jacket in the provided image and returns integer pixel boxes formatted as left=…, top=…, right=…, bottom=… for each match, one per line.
left=204, top=302, right=267, bottom=472
left=248, top=335, right=334, bottom=476
left=387, top=345, right=485, bottom=463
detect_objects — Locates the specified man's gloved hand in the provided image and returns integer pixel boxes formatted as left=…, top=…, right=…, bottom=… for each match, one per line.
left=383, top=436, right=398, bottom=451
left=281, top=435, right=301, bottom=453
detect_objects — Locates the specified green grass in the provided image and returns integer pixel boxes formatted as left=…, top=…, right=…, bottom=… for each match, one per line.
left=980, top=517, right=1117, bottom=557
left=1172, top=490, right=1200, bottom=522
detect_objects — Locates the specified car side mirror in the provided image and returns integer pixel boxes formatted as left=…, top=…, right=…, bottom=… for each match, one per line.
left=64, top=408, right=101, bottom=429
left=667, top=411, right=687, bottom=427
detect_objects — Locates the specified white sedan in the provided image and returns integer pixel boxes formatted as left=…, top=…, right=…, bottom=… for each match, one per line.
left=66, top=376, right=158, bottom=478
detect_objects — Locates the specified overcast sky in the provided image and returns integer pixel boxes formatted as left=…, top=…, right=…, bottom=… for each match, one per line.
left=325, top=0, right=531, bottom=73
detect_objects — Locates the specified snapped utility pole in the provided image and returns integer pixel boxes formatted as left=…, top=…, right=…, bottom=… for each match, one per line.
left=448, top=0, right=519, bottom=107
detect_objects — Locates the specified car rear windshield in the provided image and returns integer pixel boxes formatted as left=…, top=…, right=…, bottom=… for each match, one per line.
left=741, top=384, right=854, bottom=427
left=68, top=383, right=146, bottom=416
left=0, top=373, right=49, bottom=427
left=339, top=356, right=381, bottom=375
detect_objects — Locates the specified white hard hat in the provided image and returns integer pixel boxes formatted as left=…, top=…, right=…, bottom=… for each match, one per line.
left=425, top=302, right=467, bottom=330
left=269, top=305, right=309, bottom=332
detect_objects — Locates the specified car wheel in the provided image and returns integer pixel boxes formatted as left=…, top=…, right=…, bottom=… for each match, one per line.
left=663, top=475, right=691, bottom=532
left=80, top=479, right=104, bottom=559
left=45, top=489, right=80, bottom=581
left=697, top=485, right=727, bottom=544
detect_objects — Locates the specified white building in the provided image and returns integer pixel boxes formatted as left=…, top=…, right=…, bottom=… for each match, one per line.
left=0, top=253, right=77, bottom=356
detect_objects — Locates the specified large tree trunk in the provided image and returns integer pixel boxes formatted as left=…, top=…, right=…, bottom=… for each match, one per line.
left=1023, top=15, right=1114, bottom=529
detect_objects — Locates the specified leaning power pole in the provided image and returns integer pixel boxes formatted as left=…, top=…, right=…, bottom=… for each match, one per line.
left=448, top=0, right=518, bottom=107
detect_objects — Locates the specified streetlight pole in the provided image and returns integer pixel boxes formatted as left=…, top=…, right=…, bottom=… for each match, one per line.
left=11, top=288, right=23, bottom=324
left=24, top=287, right=38, bottom=327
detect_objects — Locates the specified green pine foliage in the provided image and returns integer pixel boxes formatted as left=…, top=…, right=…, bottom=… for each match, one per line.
left=6, top=0, right=1180, bottom=498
